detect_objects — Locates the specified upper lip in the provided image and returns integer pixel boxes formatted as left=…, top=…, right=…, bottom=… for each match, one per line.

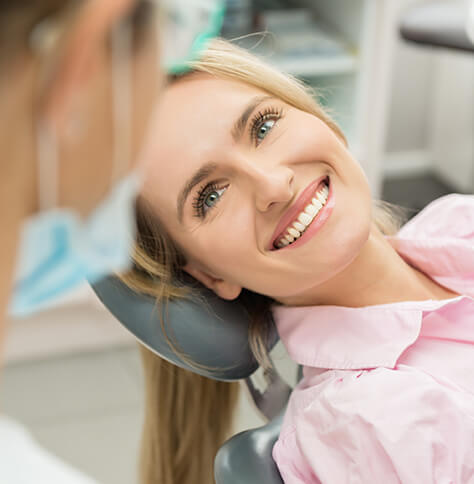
left=268, top=175, right=328, bottom=250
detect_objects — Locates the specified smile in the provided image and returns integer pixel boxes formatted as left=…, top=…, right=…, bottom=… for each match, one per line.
left=270, top=176, right=333, bottom=251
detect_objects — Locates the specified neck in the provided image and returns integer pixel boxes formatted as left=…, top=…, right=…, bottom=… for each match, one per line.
left=280, top=223, right=458, bottom=308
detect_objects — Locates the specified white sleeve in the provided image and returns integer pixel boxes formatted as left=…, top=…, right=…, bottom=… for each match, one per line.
left=0, top=416, right=98, bottom=484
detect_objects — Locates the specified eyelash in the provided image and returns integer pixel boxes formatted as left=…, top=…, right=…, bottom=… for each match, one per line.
left=192, top=106, right=284, bottom=219
left=192, top=181, right=226, bottom=219
left=250, top=106, right=284, bottom=145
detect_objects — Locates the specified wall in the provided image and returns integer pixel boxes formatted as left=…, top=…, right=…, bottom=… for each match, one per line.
left=430, top=51, right=474, bottom=192
left=383, top=0, right=474, bottom=192
left=386, top=39, right=435, bottom=153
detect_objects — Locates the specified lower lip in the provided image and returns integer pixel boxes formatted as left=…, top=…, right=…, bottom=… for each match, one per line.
left=277, top=178, right=335, bottom=251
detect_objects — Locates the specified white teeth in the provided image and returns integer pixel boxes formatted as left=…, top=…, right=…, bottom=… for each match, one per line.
left=274, top=180, right=329, bottom=249
left=288, top=227, right=301, bottom=238
left=304, top=204, right=319, bottom=217
left=298, top=212, right=312, bottom=226
left=293, top=221, right=306, bottom=232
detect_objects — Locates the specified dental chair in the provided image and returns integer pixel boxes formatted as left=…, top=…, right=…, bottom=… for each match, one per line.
left=91, top=275, right=291, bottom=484
left=399, top=0, right=474, bottom=53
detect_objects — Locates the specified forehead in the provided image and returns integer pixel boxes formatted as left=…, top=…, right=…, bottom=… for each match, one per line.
left=141, top=75, right=265, bottom=216
left=157, top=74, right=267, bottom=132
left=151, top=74, right=267, bottom=153
left=164, top=72, right=264, bottom=104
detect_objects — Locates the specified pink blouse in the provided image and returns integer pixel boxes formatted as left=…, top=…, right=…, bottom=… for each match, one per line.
left=272, top=194, right=474, bottom=483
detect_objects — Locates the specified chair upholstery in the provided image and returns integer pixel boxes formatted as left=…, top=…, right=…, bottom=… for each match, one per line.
left=214, top=411, right=285, bottom=484
left=90, top=275, right=286, bottom=483
left=91, top=275, right=279, bottom=380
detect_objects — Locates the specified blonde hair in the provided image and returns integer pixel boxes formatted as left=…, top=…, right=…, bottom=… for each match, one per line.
left=139, top=347, right=240, bottom=484
left=121, top=38, right=406, bottom=484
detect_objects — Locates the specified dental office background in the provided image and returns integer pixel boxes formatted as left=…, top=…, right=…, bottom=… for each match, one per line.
left=3, top=1, right=473, bottom=483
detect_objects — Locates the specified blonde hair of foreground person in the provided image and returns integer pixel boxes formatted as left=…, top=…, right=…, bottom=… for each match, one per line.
left=121, top=38, right=406, bottom=484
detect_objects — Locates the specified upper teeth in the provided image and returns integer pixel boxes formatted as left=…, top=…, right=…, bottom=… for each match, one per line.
left=275, top=182, right=329, bottom=249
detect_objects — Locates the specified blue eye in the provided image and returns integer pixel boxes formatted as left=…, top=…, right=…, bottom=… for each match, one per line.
left=256, top=119, right=276, bottom=142
left=204, top=188, right=224, bottom=208
left=250, top=107, right=283, bottom=146
left=193, top=183, right=227, bottom=218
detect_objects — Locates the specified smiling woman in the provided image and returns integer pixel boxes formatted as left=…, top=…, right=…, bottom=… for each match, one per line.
left=120, top=38, right=405, bottom=484
left=122, top=38, right=474, bottom=484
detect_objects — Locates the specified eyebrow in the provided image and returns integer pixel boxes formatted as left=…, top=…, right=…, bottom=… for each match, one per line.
left=231, top=95, right=273, bottom=142
left=177, top=95, right=273, bottom=223
left=177, top=161, right=219, bottom=223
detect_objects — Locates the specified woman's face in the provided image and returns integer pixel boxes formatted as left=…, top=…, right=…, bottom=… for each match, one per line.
left=142, top=74, right=373, bottom=305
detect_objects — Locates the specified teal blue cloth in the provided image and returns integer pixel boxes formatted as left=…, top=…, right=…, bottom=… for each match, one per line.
left=167, top=0, right=226, bottom=75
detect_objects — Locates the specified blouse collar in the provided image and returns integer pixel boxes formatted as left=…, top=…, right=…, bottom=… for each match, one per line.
left=274, top=295, right=471, bottom=370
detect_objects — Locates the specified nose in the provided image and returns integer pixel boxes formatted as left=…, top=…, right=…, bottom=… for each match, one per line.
left=244, top=163, right=294, bottom=212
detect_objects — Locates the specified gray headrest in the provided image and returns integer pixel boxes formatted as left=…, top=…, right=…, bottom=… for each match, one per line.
left=90, top=276, right=279, bottom=381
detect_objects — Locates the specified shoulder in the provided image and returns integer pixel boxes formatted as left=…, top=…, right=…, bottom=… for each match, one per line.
left=398, top=193, right=474, bottom=240
left=282, top=366, right=474, bottom=435
left=275, top=367, right=474, bottom=482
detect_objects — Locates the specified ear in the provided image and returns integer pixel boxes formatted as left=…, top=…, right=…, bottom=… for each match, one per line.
left=183, top=263, right=242, bottom=301
left=41, top=0, right=135, bottom=129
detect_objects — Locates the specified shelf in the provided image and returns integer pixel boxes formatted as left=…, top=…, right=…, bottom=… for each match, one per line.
left=231, top=34, right=358, bottom=78
left=228, top=8, right=358, bottom=79
left=262, top=52, right=357, bottom=78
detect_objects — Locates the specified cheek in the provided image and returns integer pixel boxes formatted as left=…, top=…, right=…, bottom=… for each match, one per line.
left=180, top=211, right=256, bottom=279
left=195, top=226, right=250, bottom=268
left=287, top=114, right=341, bottom=159
left=324, top=209, right=371, bottom=269
left=268, top=216, right=371, bottom=300
left=313, top=183, right=372, bottom=283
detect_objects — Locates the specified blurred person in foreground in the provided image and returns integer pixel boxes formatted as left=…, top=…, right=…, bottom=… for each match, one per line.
left=0, top=1, right=223, bottom=482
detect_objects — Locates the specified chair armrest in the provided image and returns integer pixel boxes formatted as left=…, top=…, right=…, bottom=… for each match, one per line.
left=214, top=412, right=284, bottom=484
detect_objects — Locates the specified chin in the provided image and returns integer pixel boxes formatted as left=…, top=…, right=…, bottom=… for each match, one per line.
left=268, top=225, right=369, bottom=302
left=317, top=207, right=372, bottom=278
